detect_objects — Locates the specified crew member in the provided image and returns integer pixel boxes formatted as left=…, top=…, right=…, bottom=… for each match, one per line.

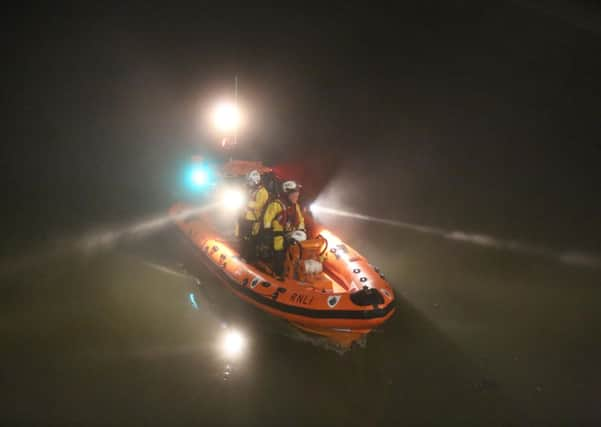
left=236, top=169, right=269, bottom=262
left=262, top=180, right=305, bottom=278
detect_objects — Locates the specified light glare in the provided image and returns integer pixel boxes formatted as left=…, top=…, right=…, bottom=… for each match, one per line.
left=221, top=189, right=245, bottom=211
left=212, top=102, right=241, bottom=133
left=191, top=169, right=208, bottom=186
left=221, top=330, right=246, bottom=358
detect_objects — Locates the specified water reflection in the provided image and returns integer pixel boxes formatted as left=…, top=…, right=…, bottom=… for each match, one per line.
left=219, top=328, right=247, bottom=359
left=4, top=225, right=596, bottom=426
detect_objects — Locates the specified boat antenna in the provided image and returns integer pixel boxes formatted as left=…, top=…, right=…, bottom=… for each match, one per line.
left=234, top=74, right=238, bottom=147
left=227, top=74, right=238, bottom=163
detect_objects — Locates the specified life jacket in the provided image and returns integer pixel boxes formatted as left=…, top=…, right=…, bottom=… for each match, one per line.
left=274, top=199, right=302, bottom=232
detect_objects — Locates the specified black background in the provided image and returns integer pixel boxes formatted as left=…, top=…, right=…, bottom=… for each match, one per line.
left=3, top=1, right=600, bottom=253
left=2, top=2, right=601, bottom=426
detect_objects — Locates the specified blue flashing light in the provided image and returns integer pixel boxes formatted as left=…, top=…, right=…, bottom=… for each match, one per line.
left=191, top=169, right=208, bottom=186
left=184, top=162, right=216, bottom=192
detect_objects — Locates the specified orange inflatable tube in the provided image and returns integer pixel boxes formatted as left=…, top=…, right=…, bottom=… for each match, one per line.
left=170, top=203, right=396, bottom=346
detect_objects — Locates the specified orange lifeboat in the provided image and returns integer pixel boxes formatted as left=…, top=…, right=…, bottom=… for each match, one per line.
left=170, top=201, right=396, bottom=347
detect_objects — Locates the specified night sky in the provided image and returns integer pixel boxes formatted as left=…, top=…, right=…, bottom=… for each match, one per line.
left=2, top=2, right=601, bottom=425
left=3, top=2, right=600, bottom=250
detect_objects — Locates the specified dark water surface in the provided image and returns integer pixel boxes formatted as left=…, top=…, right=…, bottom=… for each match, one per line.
left=2, top=215, right=600, bottom=426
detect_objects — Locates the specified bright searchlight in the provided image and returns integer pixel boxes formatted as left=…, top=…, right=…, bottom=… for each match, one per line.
left=212, top=101, right=241, bottom=134
left=221, top=189, right=245, bottom=211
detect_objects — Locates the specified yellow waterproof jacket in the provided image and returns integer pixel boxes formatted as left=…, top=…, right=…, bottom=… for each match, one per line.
left=263, top=200, right=305, bottom=250
left=235, top=186, right=269, bottom=237
left=244, top=186, right=269, bottom=222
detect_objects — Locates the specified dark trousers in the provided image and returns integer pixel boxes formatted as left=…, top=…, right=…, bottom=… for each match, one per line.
left=240, top=235, right=258, bottom=263
left=238, top=220, right=257, bottom=263
left=272, top=249, right=285, bottom=277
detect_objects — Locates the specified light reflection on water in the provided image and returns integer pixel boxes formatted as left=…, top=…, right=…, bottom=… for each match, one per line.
left=4, top=226, right=601, bottom=426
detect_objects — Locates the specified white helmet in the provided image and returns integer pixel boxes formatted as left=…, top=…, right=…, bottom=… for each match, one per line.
left=247, top=170, right=261, bottom=186
left=282, top=180, right=301, bottom=193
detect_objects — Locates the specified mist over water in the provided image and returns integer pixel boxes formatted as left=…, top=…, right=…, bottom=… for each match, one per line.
left=78, top=203, right=217, bottom=251
left=0, top=204, right=217, bottom=277
left=312, top=204, right=601, bottom=269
